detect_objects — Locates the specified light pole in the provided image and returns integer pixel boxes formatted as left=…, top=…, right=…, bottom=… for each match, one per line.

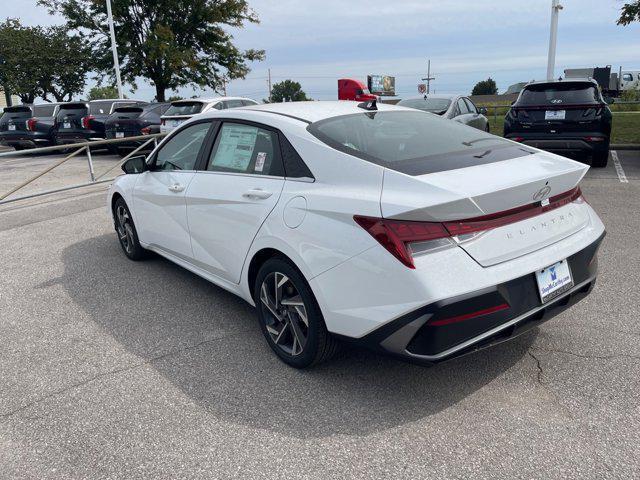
left=546, top=0, right=563, bottom=81
left=106, top=0, right=124, bottom=98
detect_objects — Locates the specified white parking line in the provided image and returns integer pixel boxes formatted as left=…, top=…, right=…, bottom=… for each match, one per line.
left=611, top=151, right=628, bottom=183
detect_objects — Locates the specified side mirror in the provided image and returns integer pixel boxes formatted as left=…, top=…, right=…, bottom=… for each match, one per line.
left=121, top=155, right=148, bottom=174
left=478, top=107, right=488, bottom=115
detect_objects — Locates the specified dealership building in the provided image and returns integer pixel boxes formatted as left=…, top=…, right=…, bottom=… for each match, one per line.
left=1, top=89, right=20, bottom=109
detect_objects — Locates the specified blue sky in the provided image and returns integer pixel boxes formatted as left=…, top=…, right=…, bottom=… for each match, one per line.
left=2, top=0, right=639, bottom=101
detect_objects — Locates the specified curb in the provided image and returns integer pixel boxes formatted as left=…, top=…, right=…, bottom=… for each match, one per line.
left=610, top=144, right=640, bottom=151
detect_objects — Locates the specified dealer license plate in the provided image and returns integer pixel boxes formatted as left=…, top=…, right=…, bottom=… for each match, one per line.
left=63, top=122, right=71, bottom=129
left=116, top=131, right=125, bottom=138
left=535, top=259, right=573, bottom=304
left=8, top=124, right=15, bottom=131
left=545, top=110, right=565, bottom=120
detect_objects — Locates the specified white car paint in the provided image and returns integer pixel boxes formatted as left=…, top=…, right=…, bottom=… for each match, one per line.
left=108, top=101, right=605, bottom=361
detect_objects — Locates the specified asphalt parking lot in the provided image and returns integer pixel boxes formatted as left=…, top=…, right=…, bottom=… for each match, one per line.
left=1, top=150, right=639, bottom=479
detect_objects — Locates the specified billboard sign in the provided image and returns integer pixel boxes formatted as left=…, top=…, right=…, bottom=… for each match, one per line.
left=367, top=75, right=396, bottom=96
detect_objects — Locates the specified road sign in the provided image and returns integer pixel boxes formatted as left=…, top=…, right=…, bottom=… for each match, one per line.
left=418, top=84, right=426, bottom=94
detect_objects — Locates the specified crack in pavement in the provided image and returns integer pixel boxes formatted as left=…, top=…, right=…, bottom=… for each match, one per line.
left=0, top=330, right=251, bottom=421
left=531, top=347, right=640, bottom=362
left=528, top=350, right=544, bottom=384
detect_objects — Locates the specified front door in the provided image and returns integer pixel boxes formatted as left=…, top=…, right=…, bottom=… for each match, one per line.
left=133, top=121, right=213, bottom=260
left=185, top=121, right=285, bottom=283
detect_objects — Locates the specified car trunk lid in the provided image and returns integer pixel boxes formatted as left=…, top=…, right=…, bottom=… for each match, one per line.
left=56, top=103, right=88, bottom=132
left=106, top=107, right=144, bottom=135
left=0, top=106, right=32, bottom=133
left=512, top=104, right=606, bottom=134
left=381, top=152, right=590, bottom=266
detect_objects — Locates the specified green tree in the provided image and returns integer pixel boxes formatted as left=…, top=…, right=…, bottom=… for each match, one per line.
left=88, top=86, right=120, bottom=100
left=617, top=1, right=640, bottom=24
left=0, top=19, right=47, bottom=103
left=471, top=78, right=498, bottom=96
left=268, top=80, right=310, bottom=103
left=0, top=20, right=92, bottom=103
left=39, top=0, right=265, bottom=102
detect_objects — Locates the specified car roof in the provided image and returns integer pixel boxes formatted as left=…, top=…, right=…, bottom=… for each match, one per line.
left=400, top=94, right=459, bottom=101
left=171, top=96, right=255, bottom=104
left=235, top=100, right=410, bottom=123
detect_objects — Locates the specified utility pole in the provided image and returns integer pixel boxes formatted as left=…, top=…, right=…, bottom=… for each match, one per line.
left=421, top=60, right=435, bottom=94
left=106, top=0, right=124, bottom=98
left=546, top=0, right=563, bottom=81
left=267, top=68, right=272, bottom=102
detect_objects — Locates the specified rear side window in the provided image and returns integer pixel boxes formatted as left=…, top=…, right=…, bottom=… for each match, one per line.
left=457, top=99, right=470, bottom=115
left=308, top=111, right=522, bottom=176
left=518, top=83, right=600, bottom=105
left=164, top=102, right=204, bottom=116
left=242, top=100, right=258, bottom=107
left=155, top=122, right=211, bottom=171
left=33, top=104, right=57, bottom=117
left=464, top=98, right=477, bottom=114
left=223, top=100, right=245, bottom=109
left=207, top=122, right=283, bottom=176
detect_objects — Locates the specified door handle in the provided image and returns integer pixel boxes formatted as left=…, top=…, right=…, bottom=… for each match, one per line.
left=168, top=183, right=185, bottom=192
left=242, top=188, right=272, bottom=200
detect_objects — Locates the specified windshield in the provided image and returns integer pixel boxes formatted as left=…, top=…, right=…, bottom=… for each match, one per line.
left=397, top=98, right=451, bottom=113
left=518, top=83, right=601, bottom=106
left=33, top=104, right=57, bottom=117
left=165, top=102, right=204, bottom=116
left=308, top=111, right=527, bottom=175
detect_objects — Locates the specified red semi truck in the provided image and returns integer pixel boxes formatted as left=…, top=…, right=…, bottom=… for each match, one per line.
left=337, top=79, right=377, bottom=101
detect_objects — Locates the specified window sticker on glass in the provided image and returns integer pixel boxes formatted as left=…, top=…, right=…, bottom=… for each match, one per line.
left=211, top=124, right=258, bottom=171
left=254, top=152, right=267, bottom=172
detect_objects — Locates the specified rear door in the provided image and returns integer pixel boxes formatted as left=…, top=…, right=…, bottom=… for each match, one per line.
left=185, top=120, right=285, bottom=283
left=56, top=103, right=88, bottom=135
left=0, top=106, right=32, bottom=135
left=133, top=121, right=214, bottom=259
left=454, top=98, right=474, bottom=126
left=513, top=82, right=605, bottom=134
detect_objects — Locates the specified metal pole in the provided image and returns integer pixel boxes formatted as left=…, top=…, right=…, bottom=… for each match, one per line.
left=106, top=0, right=124, bottom=98
left=3, top=88, right=10, bottom=107
left=546, top=0, right=563, bottom=81
left=85, top=146, right=96, bottom=181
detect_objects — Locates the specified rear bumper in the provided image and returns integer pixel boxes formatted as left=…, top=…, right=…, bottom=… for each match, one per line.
left=0, top=133, right=51, bottom=148
left=505, top=133, right=609, bottom=155
left=347, top=232, right=603, bottom=364
left=55, top=131, right=103, bottom=144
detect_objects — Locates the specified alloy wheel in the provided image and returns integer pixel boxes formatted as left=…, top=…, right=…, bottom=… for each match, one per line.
left=115, top=205, right=135, bottom=254
left=260, top=272, right=309, bottom=356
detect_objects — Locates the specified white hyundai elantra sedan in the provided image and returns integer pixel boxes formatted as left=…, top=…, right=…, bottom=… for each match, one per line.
left=108, top=100, right=605, bottom=368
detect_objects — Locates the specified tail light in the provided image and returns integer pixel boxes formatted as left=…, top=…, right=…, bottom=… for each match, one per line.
left=26, top=118, right=37, bottom=131
left=81, top=115, right=95, bottom=129
left=141, top=127, right=151, bottom=135
left=513, top=136, right=525, bottom=142
left=354, top=187, right=583, bottom=269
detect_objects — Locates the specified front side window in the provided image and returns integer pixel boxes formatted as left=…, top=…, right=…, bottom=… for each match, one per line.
left=154, top=122, right=211, bottom=171
left=623, top=73, right=633, bottom=82
left=308, top=111, right=522, bottom=176
left=207, top=122, right=282, bottom=176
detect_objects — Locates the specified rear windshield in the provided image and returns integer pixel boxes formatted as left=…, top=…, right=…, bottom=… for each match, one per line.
left=308, top=111, right=529, bottom=175
left=397, top=98, right=451, bottom=113
left=164, top=102, right=204, bottom=116
left=518, top=83, right=601, bottom=106
left=3, top=106, right=31, bottom=114
left=33, top=104, right=57, bottom=117
left=89, top=101, right=115, bottom=115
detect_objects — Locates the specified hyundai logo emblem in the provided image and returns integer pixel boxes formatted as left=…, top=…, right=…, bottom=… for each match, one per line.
left=533, top=186, right=552, bottom=201
left=551, top=99, right=563, bottom=104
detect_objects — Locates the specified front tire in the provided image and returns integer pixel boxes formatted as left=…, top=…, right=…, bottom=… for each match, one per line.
left=113, top=197, right=148, bottom=260
left=254, top=257, right=338, bottom=368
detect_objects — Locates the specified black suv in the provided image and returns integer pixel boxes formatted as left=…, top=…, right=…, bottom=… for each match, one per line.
left=504, top=79, right=612, bottom=167
left=104, top=102, right=169, bottom=147
left=0, top=105, right=33, bottom=150
left=54, top=99, right=147, bottom=145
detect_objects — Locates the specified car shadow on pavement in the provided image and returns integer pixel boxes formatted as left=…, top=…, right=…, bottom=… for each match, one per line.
left=54, top=233, right=535, bottom=439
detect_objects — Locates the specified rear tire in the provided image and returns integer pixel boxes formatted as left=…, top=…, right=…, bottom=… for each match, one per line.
left=113, top=197, right=148, bottom=261
left=591, top=150, right=609, bottom=168
left=254, top=257, right=338, bottom=368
